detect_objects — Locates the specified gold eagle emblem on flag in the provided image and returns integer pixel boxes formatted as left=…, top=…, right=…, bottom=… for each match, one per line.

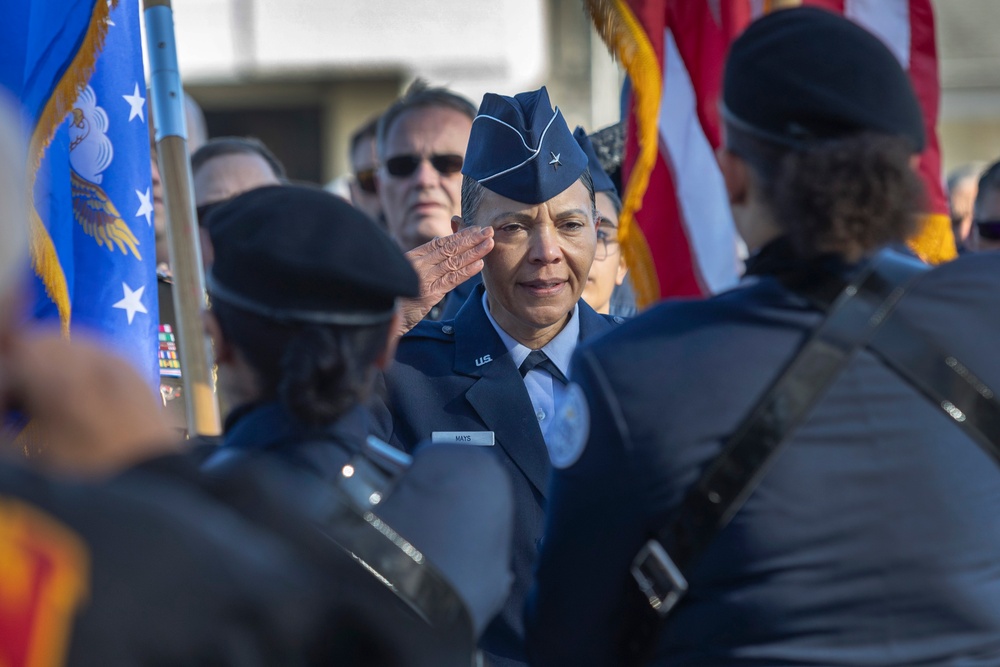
left=68, top=87, right=142, bottom=261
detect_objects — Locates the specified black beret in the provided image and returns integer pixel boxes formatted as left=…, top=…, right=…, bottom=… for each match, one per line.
left=587, top=122, right=625, bottom=196
left=723, top=7, right=925, bottom=152
left=207, top=185, right=419, bottom=325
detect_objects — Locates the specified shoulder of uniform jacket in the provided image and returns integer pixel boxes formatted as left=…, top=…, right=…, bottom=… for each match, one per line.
left=402, top=318, right=458, bottom=342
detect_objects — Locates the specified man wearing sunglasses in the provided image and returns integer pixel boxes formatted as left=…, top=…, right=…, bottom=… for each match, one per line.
left=348, top=115, right=384, bottom=227
left=970, top=159, right=1000, bottom=253
left=376, top=80, right=476, bottom=253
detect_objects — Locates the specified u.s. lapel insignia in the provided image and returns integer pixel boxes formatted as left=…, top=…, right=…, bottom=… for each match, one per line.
left=547, top=382, right=590, bottom=469
left=475, top=354, right=493, bottom=367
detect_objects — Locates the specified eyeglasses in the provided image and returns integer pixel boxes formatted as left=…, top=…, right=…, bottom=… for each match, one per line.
left=355, top=168, right=377, bottom=194
left=975, top=220, right=1000, bottom=240
left=197, top=200, right=224, bottom=228
left=385, top=153, right=464, bottom=178
left=595, top=221, right=620, bottom=261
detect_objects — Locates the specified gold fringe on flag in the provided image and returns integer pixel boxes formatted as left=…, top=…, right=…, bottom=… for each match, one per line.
left=763, top=0, right=802, bottom=11
left=15, top=0, right=118, bottom=459
left=586, top=0, right=662, bottom=309
left=909, top=212, right=957, bottom=264
left=25, top=0, right=118, bottom=337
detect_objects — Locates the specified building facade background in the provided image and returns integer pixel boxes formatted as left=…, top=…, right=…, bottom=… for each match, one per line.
left=157, top=1, right=1000, bottom=185
left=162, top=0, right=622, bottom=185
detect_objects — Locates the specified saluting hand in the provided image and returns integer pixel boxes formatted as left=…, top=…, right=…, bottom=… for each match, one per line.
left=398, top=224, right=494, bottom=336
left=0, top=329, right=180, bottom=478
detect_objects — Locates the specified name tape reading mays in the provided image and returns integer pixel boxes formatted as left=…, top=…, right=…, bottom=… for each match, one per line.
left=431, top=431, right=496, bottom=446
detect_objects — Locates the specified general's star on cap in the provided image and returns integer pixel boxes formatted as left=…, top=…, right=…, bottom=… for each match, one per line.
left=549, top=152, right=562, bottom=169
left=113, top=282, right=148, bottom=324
left=135, top=188, right=153, bottom=226
left=123, top=83, right=145, bottom=123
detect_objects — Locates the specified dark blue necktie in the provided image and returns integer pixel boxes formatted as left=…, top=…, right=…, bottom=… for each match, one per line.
left=519, top=350, right=568, bottom=385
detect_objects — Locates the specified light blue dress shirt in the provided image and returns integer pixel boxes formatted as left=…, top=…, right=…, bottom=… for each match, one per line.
left=482, top=292, right=580, bottom=448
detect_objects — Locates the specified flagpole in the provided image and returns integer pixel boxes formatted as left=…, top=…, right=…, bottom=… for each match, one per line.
left=143, top=0, right=221, bottom=436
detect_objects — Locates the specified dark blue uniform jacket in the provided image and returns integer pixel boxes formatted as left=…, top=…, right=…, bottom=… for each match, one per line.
left=373, top=283, right=618, bottom=666
left=205, top=399, right=514, bottom=639
left=202, top=400, right=365, bottom=478
left=527, top=243, right=1000, bottom=666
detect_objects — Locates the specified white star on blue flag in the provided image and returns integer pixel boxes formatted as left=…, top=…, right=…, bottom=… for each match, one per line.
left=113, top=282, right=148, bottom=325
left=123, top=82, right=145, bottom=122
left=135, top=187, right=153, bottom=226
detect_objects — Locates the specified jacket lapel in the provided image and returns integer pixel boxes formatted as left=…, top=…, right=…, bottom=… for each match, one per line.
left=454, top=286, right=551, bottom=498
left=577, top=299, right=616, bottom=341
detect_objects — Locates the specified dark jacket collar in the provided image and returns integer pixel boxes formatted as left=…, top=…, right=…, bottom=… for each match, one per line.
left=744, top=235, right=847, bottom=280
left=447, top=283, right=616, bottom=498
left=745, top=235, right=919, bottom=280
left=222, top=400, right=369, bottom=455
left=743, top=236, right=922, bottom=308
left=452, top=283, right=614, bottom=377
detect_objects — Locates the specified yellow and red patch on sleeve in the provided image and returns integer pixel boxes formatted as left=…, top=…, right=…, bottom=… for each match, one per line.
left=0, top=499, right=90, bottom=667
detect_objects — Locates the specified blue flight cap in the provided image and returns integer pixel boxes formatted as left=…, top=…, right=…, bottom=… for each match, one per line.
left=573, top=126, right=617, bottom=196
left=463, top=86, right=588, bottom=205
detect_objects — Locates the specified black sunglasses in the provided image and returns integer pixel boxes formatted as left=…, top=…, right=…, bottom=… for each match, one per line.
left=355, top=168, right=377, bottom=194
left=385, top=153, right=463, bottom=178
left=197, top=201, right=224, bottom=228
left=975, top=220, right=1000, bottom=240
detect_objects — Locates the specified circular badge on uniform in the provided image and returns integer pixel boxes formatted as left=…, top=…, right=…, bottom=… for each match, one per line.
left=547, top=382, right=590, bottom=469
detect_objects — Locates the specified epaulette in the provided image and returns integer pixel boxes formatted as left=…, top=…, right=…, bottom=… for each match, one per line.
left=402, top=318, right=458, bottom=343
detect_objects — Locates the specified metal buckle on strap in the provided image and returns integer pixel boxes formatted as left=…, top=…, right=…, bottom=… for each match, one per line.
left=631, top=539, right=688, bottom=617
left=363, top=435, right=412, bottom=476
left=337, top=437, right=413, bottom=512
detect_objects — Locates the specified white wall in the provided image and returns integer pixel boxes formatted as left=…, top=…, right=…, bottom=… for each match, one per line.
left=166, top=0, right=549, bottom=102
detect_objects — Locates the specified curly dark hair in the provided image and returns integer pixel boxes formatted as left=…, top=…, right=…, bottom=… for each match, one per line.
left=760, top=132, right=925, bottom=258
left=212, top=300, right=390, bottom=426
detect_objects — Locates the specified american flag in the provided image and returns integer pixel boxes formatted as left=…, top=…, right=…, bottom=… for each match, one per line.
left=587, top=0, right=955, bottom=308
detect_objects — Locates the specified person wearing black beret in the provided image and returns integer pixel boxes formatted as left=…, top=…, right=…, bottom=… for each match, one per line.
left=0, top=107, right=483, bottom=664
left=527, top=7, right=1000, bottom=666
left=371, top=86, right=622, bottom=666
left=199, top=184, right=515, bottom=649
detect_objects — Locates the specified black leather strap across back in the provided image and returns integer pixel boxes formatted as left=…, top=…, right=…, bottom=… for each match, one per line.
left=868, top=315, right=1000, bottom=463
left=630, top=248, right=1000, bottom=657
left=312, top=437, right=479, bottom=665
left=631, top=250, right=927, bottom=625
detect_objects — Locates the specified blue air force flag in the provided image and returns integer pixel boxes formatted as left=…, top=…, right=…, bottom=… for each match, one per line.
left=36, top=0, right=159, bottom=388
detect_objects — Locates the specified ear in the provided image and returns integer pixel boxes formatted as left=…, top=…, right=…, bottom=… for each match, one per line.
left=615, top=260, right=629, bottom=286
left=451, top=215, right=463, bottom=234
left=717, top=147, right=749, bottom=206
left=374, top=171, right=386, bottom=204
left=375, top=310, right=404, bottom=370
left=199, top=227, right=214, bottom=273
left=203, top=311, right=235, bottom=365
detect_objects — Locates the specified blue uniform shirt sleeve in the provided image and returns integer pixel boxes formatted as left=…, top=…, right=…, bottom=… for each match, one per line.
left=525, top=345, right=650, bottom=665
